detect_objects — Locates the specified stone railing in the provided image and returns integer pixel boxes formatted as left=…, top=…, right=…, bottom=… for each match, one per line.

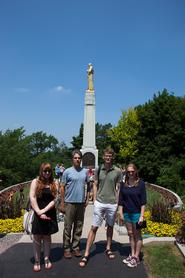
left=146, top=182, right=183, bottom=211
left=0, top=181, right=31, bottom=204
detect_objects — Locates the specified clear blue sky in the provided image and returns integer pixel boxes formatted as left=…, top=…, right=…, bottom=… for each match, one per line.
left=0, top=0, right=185, bottom=146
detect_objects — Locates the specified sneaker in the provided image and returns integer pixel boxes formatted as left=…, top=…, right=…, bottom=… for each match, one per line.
left=127, top=257, right=138, bottom=268
left=122, top=254, right=132, bottom=264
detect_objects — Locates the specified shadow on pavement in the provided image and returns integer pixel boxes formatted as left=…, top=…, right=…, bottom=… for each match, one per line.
left=0, top=240, right=148, bottom=278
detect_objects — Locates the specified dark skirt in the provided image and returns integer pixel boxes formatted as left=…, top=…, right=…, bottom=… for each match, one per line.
left=32, top=208, right=58, bottom=235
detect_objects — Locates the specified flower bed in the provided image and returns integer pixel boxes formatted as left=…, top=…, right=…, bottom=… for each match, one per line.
left=142, top=210, right=182, bottom=237
left=0, top=215, right=24, bottom=233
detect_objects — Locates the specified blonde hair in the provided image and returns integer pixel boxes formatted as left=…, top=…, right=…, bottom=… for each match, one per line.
left=103, top=147, right=115, bottom=159
left=125, top=163, right=140, bottom=187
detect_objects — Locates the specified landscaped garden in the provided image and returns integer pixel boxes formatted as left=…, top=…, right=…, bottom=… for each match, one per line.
left=0, top=182, right=185, bottom=245
left=0, top=185, right=29, bottom=234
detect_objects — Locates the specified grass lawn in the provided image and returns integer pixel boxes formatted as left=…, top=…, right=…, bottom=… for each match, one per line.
left=143, top=242, right=185, bottom=278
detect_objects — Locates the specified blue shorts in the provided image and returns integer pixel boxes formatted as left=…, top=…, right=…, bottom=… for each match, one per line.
left=123, top=213, right=140, bottom=223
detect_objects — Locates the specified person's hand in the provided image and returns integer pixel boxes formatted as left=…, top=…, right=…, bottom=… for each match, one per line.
left=120, top=214, right=124, bottom=225
left=38, top=209, right=45, bottom=216
left=117, top=211, right=124, bottom=225
left=138, top=216, right=144, bottom=224
left=85, top=199, right=89, bottom=208
left=40, top=214, right=51, bottom=221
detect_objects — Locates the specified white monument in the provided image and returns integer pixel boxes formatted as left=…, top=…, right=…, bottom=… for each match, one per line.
left=81, top=63, right=98, bottom=168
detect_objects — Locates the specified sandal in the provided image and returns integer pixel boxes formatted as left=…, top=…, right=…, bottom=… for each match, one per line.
left=33, top=261, right=41, bottom=272
left=44, top=258, right=52, bottom=270
left=105, top=249, right=115, bottom=259
left=79, top=256, right=89, bottom=267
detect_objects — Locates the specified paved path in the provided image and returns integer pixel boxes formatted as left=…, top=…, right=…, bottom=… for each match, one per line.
left=0, top=205, right=148, bottom=278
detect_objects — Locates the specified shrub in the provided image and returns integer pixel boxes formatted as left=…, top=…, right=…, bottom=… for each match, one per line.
left=149, top=201, right=172, bottom=224
left=0, top=188, right=28, bottom=219
left=0, top=194, right=22, bottom=219
left=175, top=212, right=185, bottom=244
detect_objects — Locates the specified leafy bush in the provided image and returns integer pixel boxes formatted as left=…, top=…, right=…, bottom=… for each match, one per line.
left=156, top=158, right=185, bottom=196
left=176, top=213, right=185, bottom=244
left=149, top=201, right=172, bottom=224
left=0, top=189, right=26, bottom=219
left=146, top=187, right=164, bottom=207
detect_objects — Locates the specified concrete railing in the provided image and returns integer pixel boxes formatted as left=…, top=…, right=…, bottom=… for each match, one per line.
left=146, top=182, right=183, bottom=210
left=0, top=181, right=31, bottom=203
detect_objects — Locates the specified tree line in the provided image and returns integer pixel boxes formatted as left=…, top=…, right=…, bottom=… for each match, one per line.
left=1, top=89, right=185, bottom=198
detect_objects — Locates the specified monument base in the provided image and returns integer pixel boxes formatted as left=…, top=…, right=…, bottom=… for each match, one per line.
left=80, top=147, right=98, bottom=169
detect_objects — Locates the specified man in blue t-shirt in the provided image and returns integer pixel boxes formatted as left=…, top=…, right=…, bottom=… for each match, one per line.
left=61, top=150, right=89, bottom=259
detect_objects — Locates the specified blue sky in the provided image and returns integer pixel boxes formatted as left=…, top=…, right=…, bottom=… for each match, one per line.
left=0, top=0, right=185, bottom=146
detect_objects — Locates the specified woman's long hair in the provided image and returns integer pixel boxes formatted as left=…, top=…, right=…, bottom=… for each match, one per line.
left=125, top=163, right=140, bottom=187
left=36, top=163, right=57, bottom=197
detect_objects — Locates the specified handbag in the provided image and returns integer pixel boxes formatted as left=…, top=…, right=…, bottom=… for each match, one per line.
left=136, top=220, right=147, bottom=230
left=23, top=209, right=34, bottom=235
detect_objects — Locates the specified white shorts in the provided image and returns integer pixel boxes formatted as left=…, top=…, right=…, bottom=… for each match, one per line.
left=92, top=200, right=117, bottom=227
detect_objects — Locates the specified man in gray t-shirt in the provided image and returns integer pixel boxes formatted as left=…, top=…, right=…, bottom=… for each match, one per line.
left=79, top=147, right=121, bottom=267
left=61, top=150, right=89, bottom=259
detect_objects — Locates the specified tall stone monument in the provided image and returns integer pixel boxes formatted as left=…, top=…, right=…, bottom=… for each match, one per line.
left=81, top=63, right=98, bottom=168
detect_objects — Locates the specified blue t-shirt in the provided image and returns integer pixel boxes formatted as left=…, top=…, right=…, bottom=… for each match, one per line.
left=119, top=180, right=147, bottom=213
left=61, top=166, right=89, bottom=203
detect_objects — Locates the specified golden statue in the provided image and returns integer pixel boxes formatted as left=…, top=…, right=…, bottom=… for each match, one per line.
left=87, top=63, right=94, bottom=92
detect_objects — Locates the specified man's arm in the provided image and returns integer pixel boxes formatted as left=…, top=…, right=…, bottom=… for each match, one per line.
left=115, top=169, right=122, bottom=204
left=60, top=183, right=65, bottom=213
left=85, top=182, right=90, bottom=207
left=93, top=180, right=98, bottom=202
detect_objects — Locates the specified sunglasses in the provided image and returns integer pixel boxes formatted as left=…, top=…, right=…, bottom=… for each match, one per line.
left=43, top=170, right=51, bottom=173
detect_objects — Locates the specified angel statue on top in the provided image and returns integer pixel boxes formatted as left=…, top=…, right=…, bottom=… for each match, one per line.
left=87, top=63, right=94, bottom=92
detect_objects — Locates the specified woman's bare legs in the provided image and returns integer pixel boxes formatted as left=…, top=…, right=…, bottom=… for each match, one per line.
left=125, top=222, right=136, bottom=256
left=125, top=222, right=142, bottom=260
left=133, top=227, right=142, bottom=259
left=43, top=235, right=52, bottom=269
left=33, top=235, right=42, bottom=271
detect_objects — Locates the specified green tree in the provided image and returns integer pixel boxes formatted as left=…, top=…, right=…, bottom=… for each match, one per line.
left=0, top=127, right=69, bottom=188
left=156, top=157, right=185, bottom=195
left=71, top=122, right=113, bottom=164
left=27, top=131, right=58, bottom=156
left=135, top=89, right=185, bottom=183
left=71, top=123, right=83, bottom=149
left=0, top=127, right=31, bottom=187
left=96, top=123, right=113, bottom=163
left=109, top=108, right=141, bottom=164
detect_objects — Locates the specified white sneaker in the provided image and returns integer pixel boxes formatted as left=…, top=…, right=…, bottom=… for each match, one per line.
left=127, top=257, right=138, bottom=268
left=122, top=254, right=132, bottom=264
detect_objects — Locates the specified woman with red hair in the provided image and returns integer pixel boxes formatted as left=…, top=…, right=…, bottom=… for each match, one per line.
left=29, top=163, right=59, bottom=272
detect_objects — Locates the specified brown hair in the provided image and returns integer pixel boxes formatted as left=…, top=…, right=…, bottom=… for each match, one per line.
left=36, top=163, right=57, bottom=198
left=72, top=149, right=82, bottom=159
left=125, top=163, right=140, bottom=187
